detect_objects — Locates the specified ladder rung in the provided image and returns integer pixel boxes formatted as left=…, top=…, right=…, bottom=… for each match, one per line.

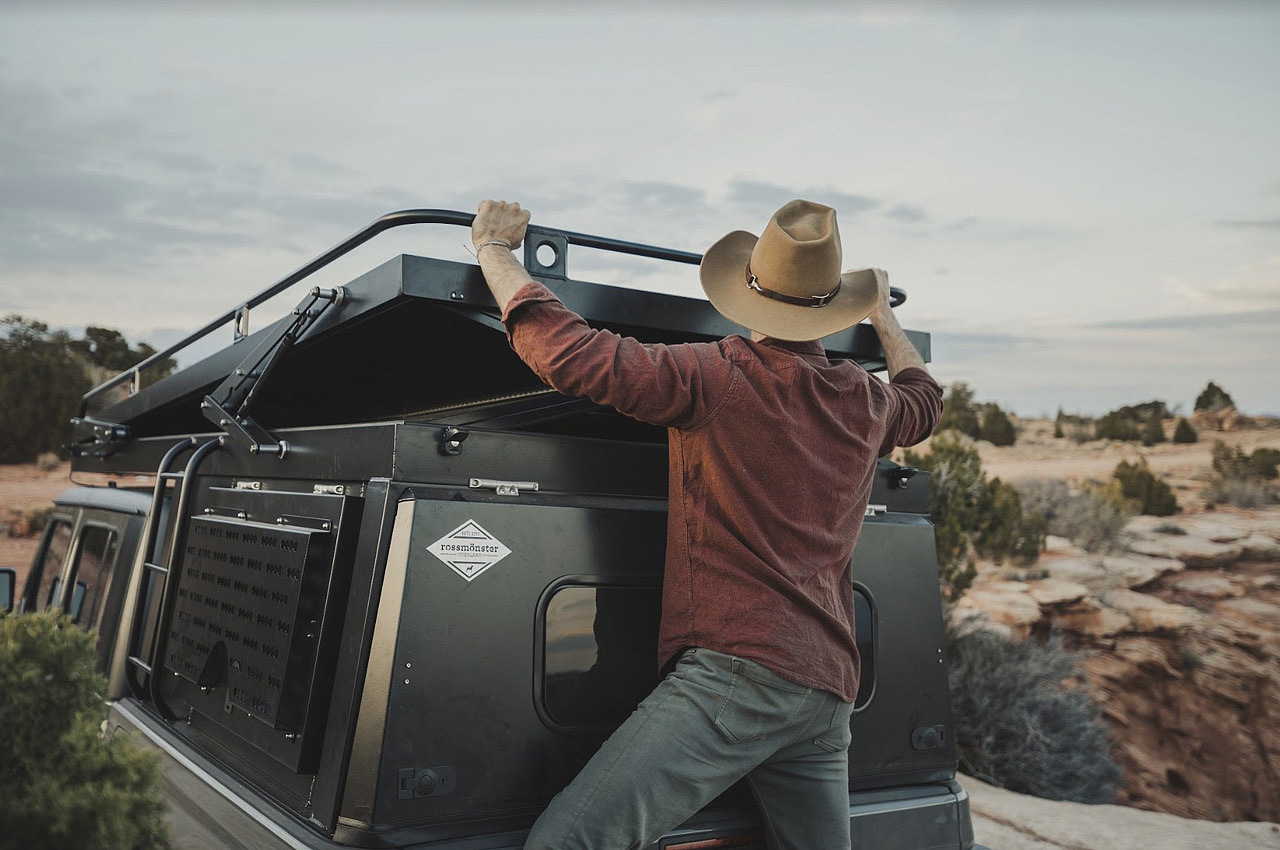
left=128, top=656, right=153, bottom=674
left=160, top=472, right=185, bottom=480
left=144, top=562, right=169, bottom=575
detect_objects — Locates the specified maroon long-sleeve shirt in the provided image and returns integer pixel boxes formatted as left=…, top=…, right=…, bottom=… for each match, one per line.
left=503, top=281, right=942, bottom=701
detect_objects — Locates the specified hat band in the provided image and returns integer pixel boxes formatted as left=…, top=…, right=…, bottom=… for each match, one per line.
left=746, top=265, right=841, bottom=308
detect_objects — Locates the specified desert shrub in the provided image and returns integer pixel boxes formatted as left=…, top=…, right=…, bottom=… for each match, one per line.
left=1113, top=459, right=1178, bottom=516
left=938, top=382, right=981, bottom=439
left=1141, top=416, right=1166, bottom=446
left=0, top=611, right=171, bottom=849
left=21, top=504, right=53, bottom=537
left=1153, top=522, right=1187, bottom=535
left=36, top=451, right=60, bottom=471
left=979, top=405, right=1017, bottom=447
left=1250, top=448, right=1280, bottom=480
left=1204, top=477, right=1276, bottom=509
left=946, top=628, right=1122, bottom=803
left=1094, top=410, right=1141, bottom=442
left=1194, top=381, right=1234, bottom=413
left=1172, top=418, right=1198, bottom=444
left=1014, top=478, right=1130, bottom=553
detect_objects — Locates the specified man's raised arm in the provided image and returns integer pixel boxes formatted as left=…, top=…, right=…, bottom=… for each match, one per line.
left=865, top=268, right=928, bottom=379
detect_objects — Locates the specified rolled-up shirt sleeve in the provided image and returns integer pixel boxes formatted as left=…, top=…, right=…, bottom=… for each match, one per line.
left=501, top=281, right=733, bottom=429
left=876, top=366, right=944, bottom=455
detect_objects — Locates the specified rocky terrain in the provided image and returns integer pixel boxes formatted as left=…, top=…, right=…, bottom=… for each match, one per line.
left=951, top=419, right=1280, bottom=824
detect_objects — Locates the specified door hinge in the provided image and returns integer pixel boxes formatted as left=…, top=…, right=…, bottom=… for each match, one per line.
left=469, top=478, right=539, bottom=497
left=864, top=503, right=888, bottom=517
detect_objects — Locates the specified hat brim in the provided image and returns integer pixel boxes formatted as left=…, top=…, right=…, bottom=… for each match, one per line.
left=699, top=230, right=879, bottom=342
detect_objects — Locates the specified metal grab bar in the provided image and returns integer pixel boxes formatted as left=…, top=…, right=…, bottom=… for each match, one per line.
left=80, top=208, right=906, bottom=412
left=79, top=209, right=707, bottom=411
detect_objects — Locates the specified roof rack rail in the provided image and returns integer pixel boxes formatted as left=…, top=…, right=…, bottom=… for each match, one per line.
left=80, top=208, right=906, bottom=415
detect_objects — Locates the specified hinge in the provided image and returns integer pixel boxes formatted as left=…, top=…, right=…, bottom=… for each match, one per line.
left=469, top=478, right=539, bottom=497
left=864, top=503, right=888, bottom=517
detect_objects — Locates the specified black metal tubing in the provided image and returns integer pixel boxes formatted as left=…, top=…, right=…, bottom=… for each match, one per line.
left=146, top=437, right=222, bottom=719
left=80, top=208, right=907, bottom=413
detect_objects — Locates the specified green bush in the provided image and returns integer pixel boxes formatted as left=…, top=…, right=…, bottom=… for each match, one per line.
left=1206, top=442, right=1280, bottom=507
left=979, top=405, right=1017, bottom=447
left=1141, top=416, right=1166, bottom=446
left=1113, top=459, right=1178, bottom=516
left=974, top=478, right=1045, bottom=565
left=0, top=611, right=171, bottom=849
left=947, top=628, right=1122, bottom=803
left=938, top=382, right=981, bottom=439
left=1094, top=410, right=1141, bottom=442
left=1172, top=418, right=1198, bottom=444
left=904, top=433, right=1044, bottom=597
left=1194, top=381, right=1234, bottom=413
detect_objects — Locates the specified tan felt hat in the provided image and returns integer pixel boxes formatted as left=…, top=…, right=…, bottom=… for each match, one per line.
left=699, top=199, right=878, bottom=341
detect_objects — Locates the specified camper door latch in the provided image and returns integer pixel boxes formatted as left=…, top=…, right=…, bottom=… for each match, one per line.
left=439, top=427, right=468, bottom=456
left=864, top=503, right=888, bottom=517
left=470, top=478, right=539, bottom=497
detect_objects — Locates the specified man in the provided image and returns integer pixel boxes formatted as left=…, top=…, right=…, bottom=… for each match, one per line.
left=471, top=198, right=942, bottom=850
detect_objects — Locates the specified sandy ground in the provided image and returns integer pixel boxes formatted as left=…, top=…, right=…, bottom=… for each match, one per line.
left=893, top=420, right=1280, bottom=500
left=0, top=461, right=150, bottom=587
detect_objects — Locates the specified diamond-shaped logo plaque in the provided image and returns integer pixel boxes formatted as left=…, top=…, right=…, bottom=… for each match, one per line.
left=426, top=519, right=512, bottom=582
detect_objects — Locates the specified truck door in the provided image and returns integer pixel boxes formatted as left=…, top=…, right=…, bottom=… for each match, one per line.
left=22, top=511, right=75, bottom=613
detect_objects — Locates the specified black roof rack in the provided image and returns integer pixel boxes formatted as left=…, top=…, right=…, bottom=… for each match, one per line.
left=78, top=209, right=926, bottom=442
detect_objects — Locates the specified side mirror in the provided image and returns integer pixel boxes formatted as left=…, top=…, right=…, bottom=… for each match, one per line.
left=0, top=568, right=14, bottom=614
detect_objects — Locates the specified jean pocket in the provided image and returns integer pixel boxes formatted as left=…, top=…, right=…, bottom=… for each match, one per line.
left=713, top=658, right=802, bottom=745
left=813, top=699, right=854, bottom=753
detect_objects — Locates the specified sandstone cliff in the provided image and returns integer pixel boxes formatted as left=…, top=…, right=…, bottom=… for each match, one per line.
left=955, top=508, right=1280, bottom=823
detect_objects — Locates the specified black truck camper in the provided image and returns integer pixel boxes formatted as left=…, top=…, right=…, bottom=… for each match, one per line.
left=41, top=210, right=979, bottom=849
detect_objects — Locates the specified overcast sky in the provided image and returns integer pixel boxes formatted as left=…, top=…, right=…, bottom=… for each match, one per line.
left=2, top=3, right=1277, bottom=416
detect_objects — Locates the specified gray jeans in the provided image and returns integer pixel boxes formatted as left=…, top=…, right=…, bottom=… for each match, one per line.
left=525, top=647, right=855, bottom=850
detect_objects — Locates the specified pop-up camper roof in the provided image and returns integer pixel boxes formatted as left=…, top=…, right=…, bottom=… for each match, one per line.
left=74, top=210, right=929, bottom=451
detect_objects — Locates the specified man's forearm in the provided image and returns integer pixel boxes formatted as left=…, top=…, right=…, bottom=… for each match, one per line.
left=477, top=245, right=534, bottom=313
left=869, top=308, right=927, bottom=379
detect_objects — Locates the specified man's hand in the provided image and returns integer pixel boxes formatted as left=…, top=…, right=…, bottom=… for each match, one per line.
left=473, top=200, right=531, bottom=252
left=861, top=267, right=928, bottom=379
left=865, top=267, right=893, bottom=325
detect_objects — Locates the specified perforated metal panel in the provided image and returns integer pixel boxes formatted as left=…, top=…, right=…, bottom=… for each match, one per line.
left=168, top=517, right=315, bottom=727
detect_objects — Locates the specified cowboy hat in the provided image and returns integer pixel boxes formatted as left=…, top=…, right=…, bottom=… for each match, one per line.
left=699, top=199, right=879, bottom=341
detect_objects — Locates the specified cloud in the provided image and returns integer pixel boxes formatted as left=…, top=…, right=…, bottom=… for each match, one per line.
left=1088, top=307, right=1280, bottom=331
left=1216, top=218, right=1280, bottom=229
left=932, top=331, right=1040, bottom=359
left=726, top=179, right=880, bottom=217
left=885, top=203, right=927, bottom=223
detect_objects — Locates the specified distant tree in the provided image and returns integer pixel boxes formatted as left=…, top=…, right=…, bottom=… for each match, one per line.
left=939, top=382, right=981, bottom=438
left=1113, top=459, right=1178, bottom=516
left=1094, top=410, right=1141, bottom=442
left=1172, top=418, right=1198, bottom=444
left=0, top=316, right=90, bottom=463
left=979, top=404, right=1017, bottom=447
left=71, top=326, right=176, bottom=381
left=1194, top=381, right=1235, bottom=413
left=1140, top=416, right=1166, bottom=446
left=1053, top=408, right=1065, bottom=439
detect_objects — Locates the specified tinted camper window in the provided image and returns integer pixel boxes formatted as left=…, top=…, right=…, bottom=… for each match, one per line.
left=543, top=585, right=661, bottom=727
left=69, top=524, right=119, bottom=626
left=33, top=518, right=74, bottom=612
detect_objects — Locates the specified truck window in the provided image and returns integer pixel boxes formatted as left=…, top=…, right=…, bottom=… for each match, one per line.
left=68, top=524, right=119, bottom=626
left=32, top=518, right=74, bottom=613
left=543, top=584, right=661, bottom=728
